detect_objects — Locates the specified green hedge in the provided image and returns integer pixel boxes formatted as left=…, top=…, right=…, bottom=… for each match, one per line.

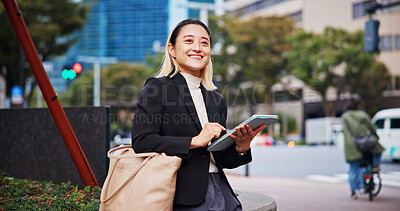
left=0, top=174, right=101, bottom=210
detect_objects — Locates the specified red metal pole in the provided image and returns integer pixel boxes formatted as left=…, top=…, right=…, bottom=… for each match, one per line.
left=2, top=0, right=99, bottom=187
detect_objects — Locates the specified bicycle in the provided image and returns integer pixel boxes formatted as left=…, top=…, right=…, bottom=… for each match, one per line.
left=362, top=153, right=382, bottom=201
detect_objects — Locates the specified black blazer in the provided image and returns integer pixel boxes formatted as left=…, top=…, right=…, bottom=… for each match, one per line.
left=131, top=72, right=252, bottom=206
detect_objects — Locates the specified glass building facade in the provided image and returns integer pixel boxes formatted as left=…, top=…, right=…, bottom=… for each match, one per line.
left=66, top=0, right=216, bottom=64
left=52, top=0, right=215, bottom=92
left=67, top=0, right=170, bottom=64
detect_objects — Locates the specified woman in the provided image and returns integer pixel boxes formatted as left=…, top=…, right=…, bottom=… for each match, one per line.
left=341, top=96, right=385, bottom=200
left=131, top=19, right=266, bottom=210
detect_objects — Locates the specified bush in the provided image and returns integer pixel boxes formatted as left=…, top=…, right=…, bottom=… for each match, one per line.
left=0, top=174, right=101, bottom=210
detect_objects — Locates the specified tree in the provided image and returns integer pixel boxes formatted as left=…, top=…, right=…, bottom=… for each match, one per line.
left=286, top=28, right=342, bottom=116
left=145, top=52, right=164, bottom=74
left=208, top=15, right=249, bottom=110
left=230, top=16, right=294, bottom=92
left=0, top=0, right=87, bottom=105
left=209, top=15, right=295, bottom=123
left=286, top=27, right=390, bottom=116
left=341, top=31, right=391, bottom=114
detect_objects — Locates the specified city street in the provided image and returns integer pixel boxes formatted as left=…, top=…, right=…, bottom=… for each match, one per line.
left=225, top=145, right=400, bottom=210
left=1, top=0, right=400, bottom=210
left=227, top=174, right=400, bottom=211
left=226, top=145, right=400, bottom=181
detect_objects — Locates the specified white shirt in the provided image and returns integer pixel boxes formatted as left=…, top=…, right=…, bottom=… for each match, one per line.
left=181, top=72, right=219, bottom=173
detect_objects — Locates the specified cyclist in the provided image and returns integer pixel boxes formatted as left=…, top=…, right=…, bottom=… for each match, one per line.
left=341, top=95, right=385, bottom=200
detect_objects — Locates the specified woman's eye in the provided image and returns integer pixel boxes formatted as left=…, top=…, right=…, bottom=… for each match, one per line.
left=185, top=39, right=193, bottom=43
left=202, top=41, right=209, bottom=45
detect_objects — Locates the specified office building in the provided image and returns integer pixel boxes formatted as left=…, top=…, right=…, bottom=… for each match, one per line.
left=225, top=0, right=400, bottom=137
left=68, top=0, right=217, bottom=64
left=226, top=0, right=400, bottom=95
left=50, top=0, right=217, bottom=93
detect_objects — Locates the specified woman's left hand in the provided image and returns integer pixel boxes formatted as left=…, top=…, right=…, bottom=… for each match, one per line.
left=228, top=124, right=267, bottom=154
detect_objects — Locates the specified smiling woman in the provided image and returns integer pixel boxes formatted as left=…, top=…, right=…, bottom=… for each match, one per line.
left=167, top=24, right=211, bottom=78
left=130, top=19, right=266, bottom=210
left=156, top=19, right=216, bottom=91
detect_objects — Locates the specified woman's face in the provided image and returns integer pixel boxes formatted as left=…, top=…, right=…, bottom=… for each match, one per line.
left=168, top=24, right=211, bottom=77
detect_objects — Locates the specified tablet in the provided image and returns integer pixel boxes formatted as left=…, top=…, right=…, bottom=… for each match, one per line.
left=207, top=114, right=279, bottom=152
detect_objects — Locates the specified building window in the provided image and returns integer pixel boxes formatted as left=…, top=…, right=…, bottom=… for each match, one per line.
left=395, top=76, right=400, bottom=90
left=273, top=88, right=303, bottom=103
left=386, top=79, right=393, bottom=91
left=353, top=0, right=400, bottom=18
left=289, top=11, right=302, bottom=24
left=380, top=35, right=392, bottom=51
left=395, top=35, right=400, bottom=50
left=394, top=0, right=400, bottom=12
left=379, top=0, right=392, bottom=14
left=231, top=0, right=288, bottom=17
left=377, top=0, right=400, bottom=14
left=393, top=0, right=400, bottom=12
left=352, top=2, right=367, bottom=19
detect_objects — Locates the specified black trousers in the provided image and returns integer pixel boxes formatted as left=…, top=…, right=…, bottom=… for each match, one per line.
left=173, top=173, right=242, bottom=211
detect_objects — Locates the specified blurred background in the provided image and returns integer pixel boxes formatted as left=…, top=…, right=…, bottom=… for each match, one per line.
left=1, top=0, right=400, bottom=181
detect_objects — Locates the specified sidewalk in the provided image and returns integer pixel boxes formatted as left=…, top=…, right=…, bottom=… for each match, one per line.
left=226, top=173, right=400, bottom=211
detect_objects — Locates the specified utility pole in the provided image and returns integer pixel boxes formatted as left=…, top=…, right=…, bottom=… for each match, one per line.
left=363, top=0, right=400, bottom=52
left=77, top=56, right=118, bottom=106
left=2, top=0, right=99, bottom=187
left=365, top=0, right=400, bottom=15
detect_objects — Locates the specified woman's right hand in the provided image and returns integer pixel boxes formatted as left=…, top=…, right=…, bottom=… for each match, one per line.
left=190, top=122, right=226, bottom=149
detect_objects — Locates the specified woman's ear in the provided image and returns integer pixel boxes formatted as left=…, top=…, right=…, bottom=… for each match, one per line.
left=167, top=43, right=175, bottom=58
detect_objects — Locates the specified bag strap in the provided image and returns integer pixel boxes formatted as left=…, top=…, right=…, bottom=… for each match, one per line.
left=343, top=116, right=371, bottom=138
left=101, top=153, right=155, bottom=203
left=108, top=145, right=160, bottom=159
left=343, top=117, right=355, bottom=137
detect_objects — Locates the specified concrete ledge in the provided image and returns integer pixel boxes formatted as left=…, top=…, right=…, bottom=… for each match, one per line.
left=236, top=191, right=277, bottom=211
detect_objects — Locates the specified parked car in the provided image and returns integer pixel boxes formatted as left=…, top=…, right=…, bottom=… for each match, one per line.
left=111, top=131, right=132, bottom=148
left=372, top=108, right=400, bottom=162
left=305, top=117, right=342, bottom=145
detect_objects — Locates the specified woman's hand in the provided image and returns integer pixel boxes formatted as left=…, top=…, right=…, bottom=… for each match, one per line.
left=190, top=123, right=226, bottom=149
left=229, top=124, right=267, bottom=153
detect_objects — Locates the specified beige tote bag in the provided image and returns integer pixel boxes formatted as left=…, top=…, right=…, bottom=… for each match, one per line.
left=100, top=145, right=182, bottom=211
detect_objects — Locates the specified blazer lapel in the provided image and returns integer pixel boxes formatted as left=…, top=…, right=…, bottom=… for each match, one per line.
left=201, top=85, right=218, bottom=123
left=201, top=85, right=226, bottom=144
left=170, top=72, right=202, bottom=132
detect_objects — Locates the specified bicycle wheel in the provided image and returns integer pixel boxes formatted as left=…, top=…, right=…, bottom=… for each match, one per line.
left=363, top=173, right=373, bottom=201
left=371, top=172, right=382, bottom=197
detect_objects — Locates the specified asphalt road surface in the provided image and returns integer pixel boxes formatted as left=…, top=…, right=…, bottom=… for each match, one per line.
left=225, top=145, right=400, bottom=210
left=226, top=145, right=400, bottom=181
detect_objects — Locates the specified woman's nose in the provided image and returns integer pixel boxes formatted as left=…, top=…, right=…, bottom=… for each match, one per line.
left=192, top=42, right=201, bottom=51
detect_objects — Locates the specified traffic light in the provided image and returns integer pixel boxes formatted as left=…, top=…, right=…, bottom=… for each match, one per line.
left=61, top=68, right=77, bottom=80
left=364, top=19, right=380, bottom=53
left=72, top=62, right=82, bottom=73
left=61, top=63, right=82, bottom=80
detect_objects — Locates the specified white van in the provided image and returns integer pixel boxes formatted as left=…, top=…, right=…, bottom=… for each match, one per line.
left=372, top=108, right=400, bottom=162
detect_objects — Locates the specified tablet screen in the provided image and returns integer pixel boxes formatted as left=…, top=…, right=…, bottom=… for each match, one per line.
left=207, top=115, right=278, bottom=151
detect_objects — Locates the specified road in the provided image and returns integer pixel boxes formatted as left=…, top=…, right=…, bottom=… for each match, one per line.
left=227, top=174, right=400, bottom=211
left=225, top=145, right=400, bottom=183
left=224, top=145, right=400, bottom=210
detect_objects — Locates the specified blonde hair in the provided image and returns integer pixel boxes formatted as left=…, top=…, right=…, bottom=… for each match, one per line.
left=156, top=19, right=217, bottom=91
